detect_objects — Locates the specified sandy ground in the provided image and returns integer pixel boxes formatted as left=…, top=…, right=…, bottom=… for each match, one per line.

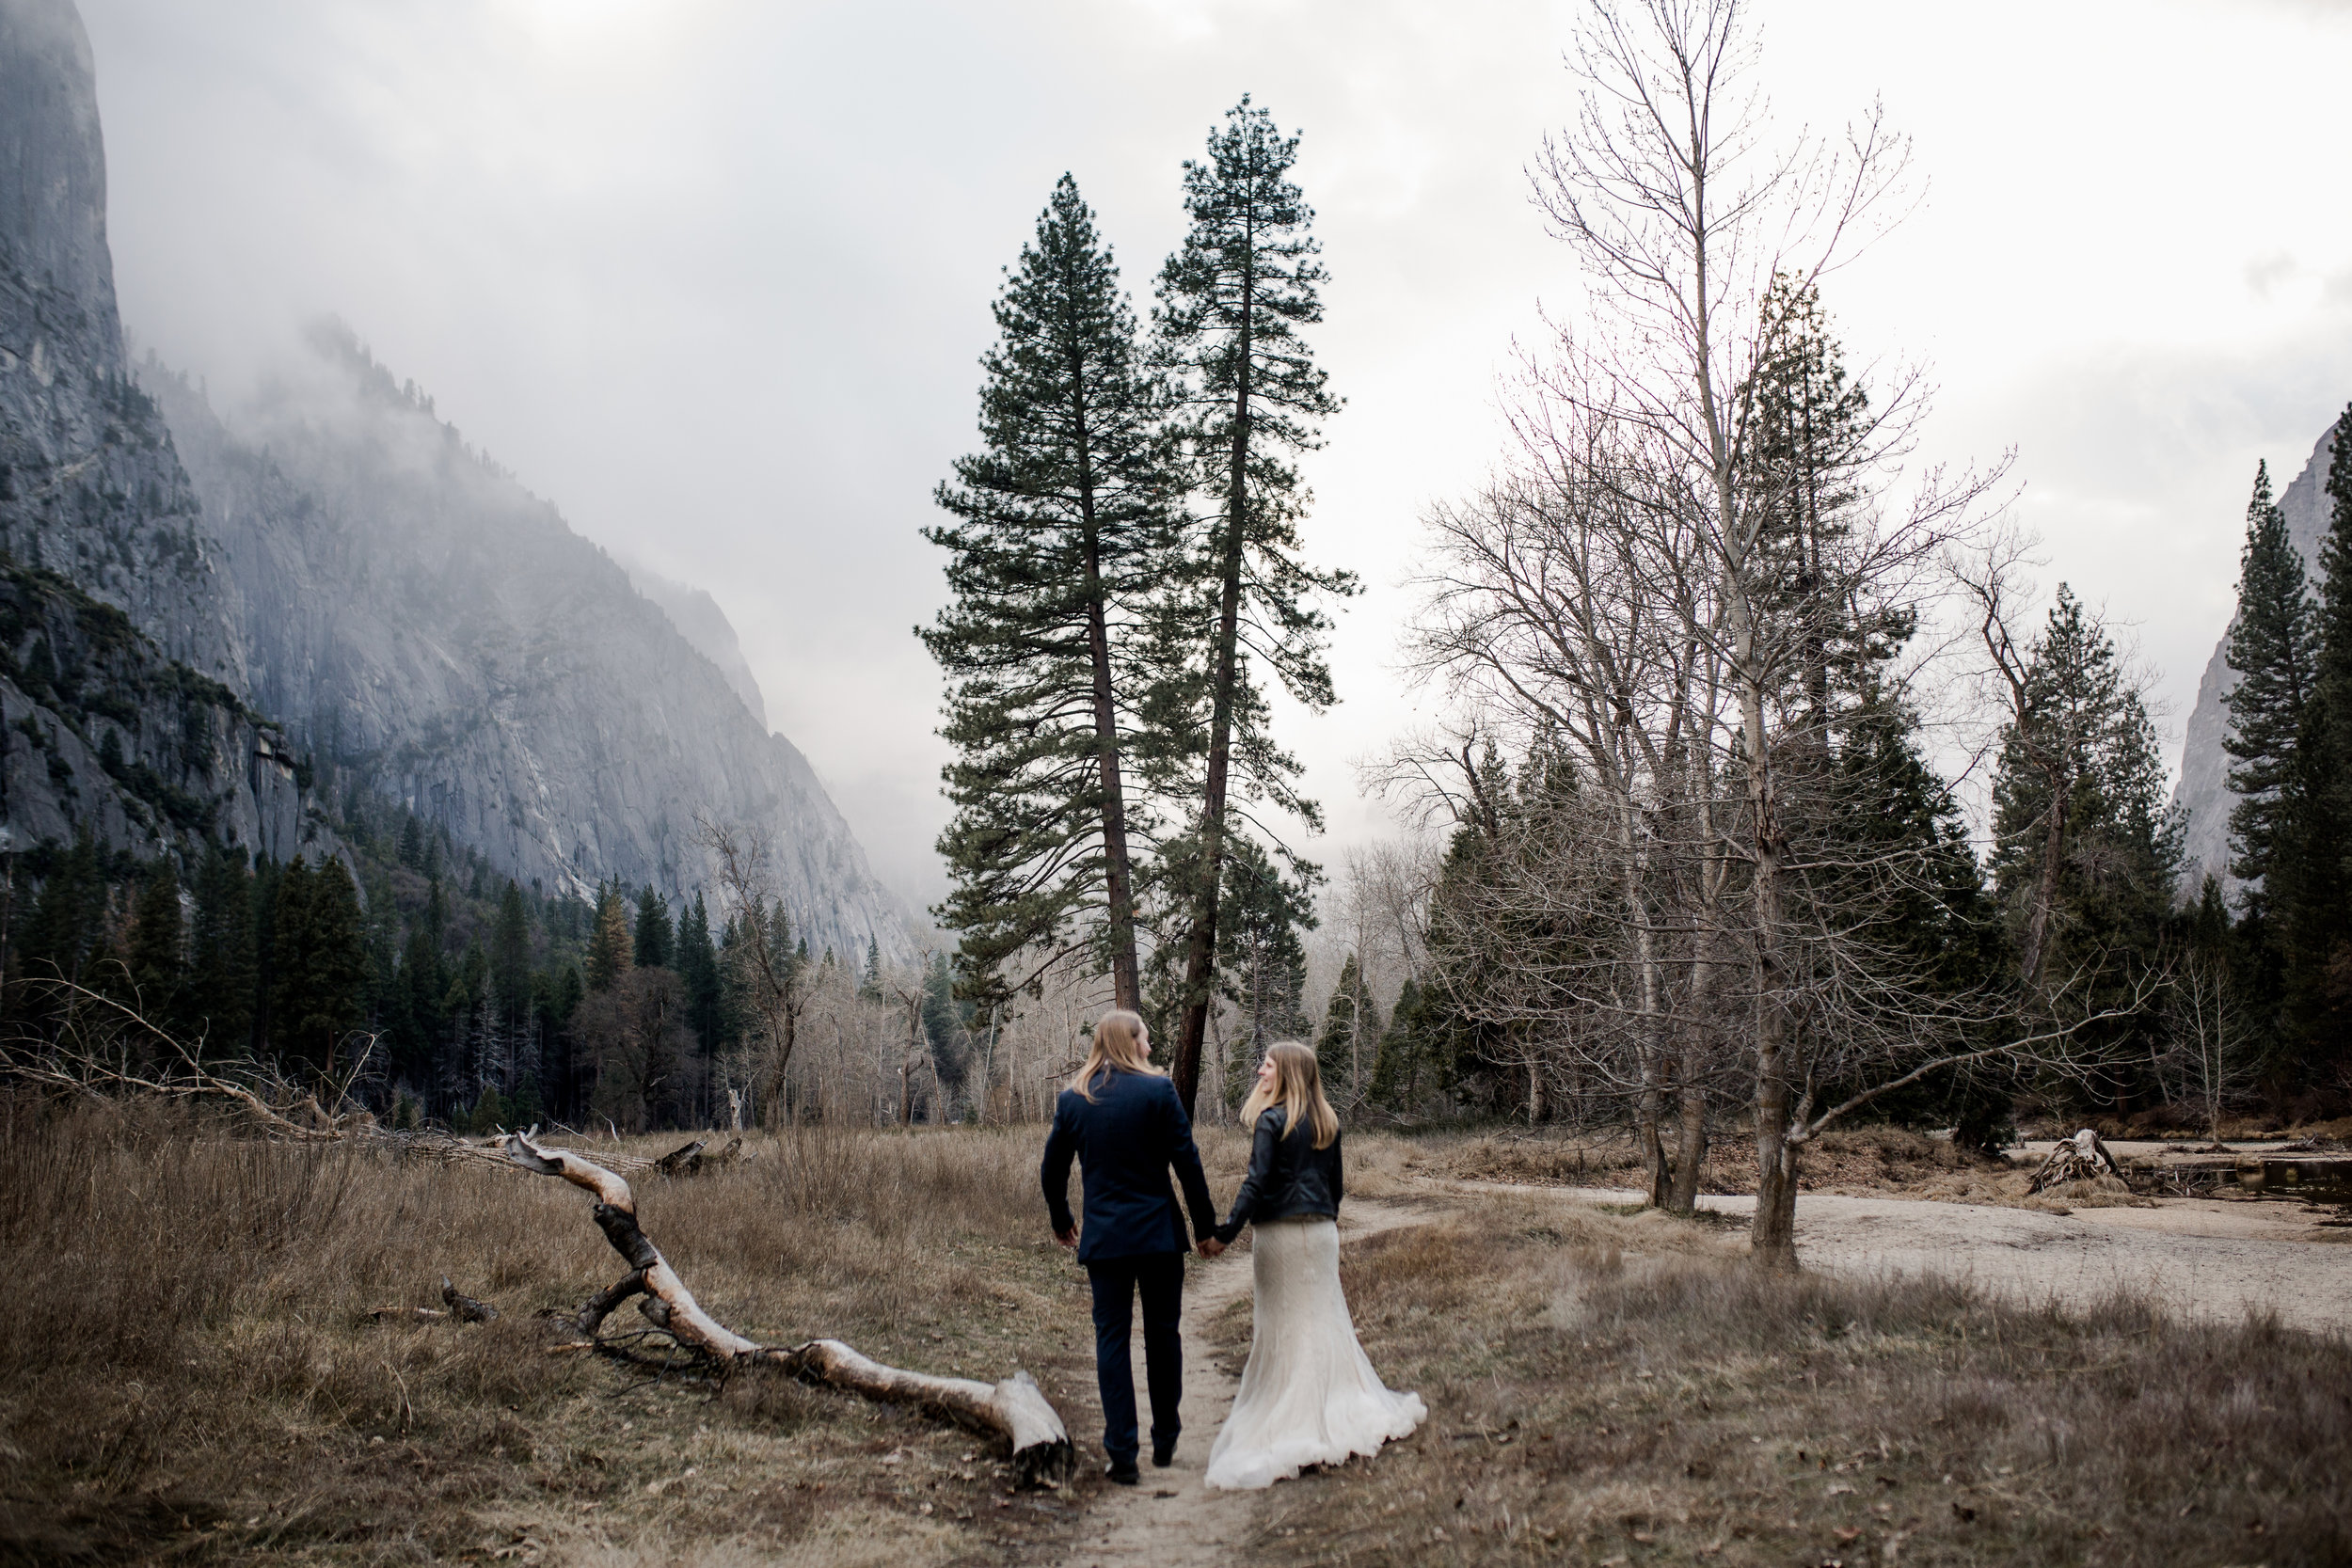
left=1064, top=1198, right=1426, bottom=1568
left=1448, top=1180, right=2352, bottom=1336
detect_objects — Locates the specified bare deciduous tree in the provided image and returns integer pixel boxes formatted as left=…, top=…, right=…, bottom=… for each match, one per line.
left=1387, top=0, right=2171, bottom=1263
left=696, top=816, right=807, bottom=1128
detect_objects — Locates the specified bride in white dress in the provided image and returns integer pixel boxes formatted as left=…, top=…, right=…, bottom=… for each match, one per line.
left=1203, top=1042, right=1426, bottom=1491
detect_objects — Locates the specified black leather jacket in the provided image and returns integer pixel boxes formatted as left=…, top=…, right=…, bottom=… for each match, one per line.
left=1216, top=1106, right=1343, bottom=1243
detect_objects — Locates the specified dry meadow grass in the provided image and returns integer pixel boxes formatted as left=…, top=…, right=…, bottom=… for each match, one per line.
left=0, top=1096, right=1120, bottom=1566
left=13, top=1101, right=2348, bottom=1567
left=1238, top=1193, right=2352, bottom=1567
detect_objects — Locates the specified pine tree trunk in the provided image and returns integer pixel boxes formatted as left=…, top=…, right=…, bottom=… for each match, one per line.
left=1170, top=264, right=1255, bottom=1117
left=1072, top=372, right=1142, bottom=1012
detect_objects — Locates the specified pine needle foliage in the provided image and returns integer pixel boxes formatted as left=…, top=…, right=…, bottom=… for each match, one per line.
left=924, top=174, right=1175, bottom=1008
left=2223, top=461, right=2318, bottom=905
left=1153, top=97, right=1358, bottom=1113
left=1990, top=586, right=2183, bottom=1003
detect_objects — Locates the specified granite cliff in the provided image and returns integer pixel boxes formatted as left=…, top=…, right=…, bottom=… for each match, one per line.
left=0, top=0, right=914, bottom=961
left=625, top=562, right=770, bottom=731
left=147, top=335, right=913, bottom=961
left=0, top=0, right=318, bottom=868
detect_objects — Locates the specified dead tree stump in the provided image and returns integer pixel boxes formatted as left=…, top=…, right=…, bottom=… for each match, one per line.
left=2028, top=1128, right=2121, bottom=1194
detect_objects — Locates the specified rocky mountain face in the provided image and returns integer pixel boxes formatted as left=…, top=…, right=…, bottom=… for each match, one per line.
left=0, top=0, right=914, bottom=961
left=624, top=562, right=770, bottom=729
left=2170, top=417, right=2343, bottom=895
left=0, top=0, right=317, bottom=868
left=146, top=338, right=913, bottom=961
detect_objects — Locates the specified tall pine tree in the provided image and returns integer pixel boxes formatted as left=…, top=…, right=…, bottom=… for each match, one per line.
left=269, top=855, right=367, bottom=1077
left=1991, top=587, right=2183, bottom=1039
left=925, top=174, right=1172, bottom=1009
left=1155, top=98, right=1356, bottom=1115
left=2292, top=408, right=2352, bottom=1060
left=1210, top=835, right=1316, bottom=1105
left=632, top=885, right=674, bottom=970
left=1313, top=951, right=1379, bottom=1107
left=186, top=845, right=256, bottom=1052
left=586, top=884, right=634, bottom=991
left=676, top=891, right=722, bottom=1064
left=22, top=835, right=103, bottom=989
left=492, top=880, right=533, bottom=1028
left=122, top=861, right=186, bottom=1027
left=2224, top=461, right=2317, bottom=904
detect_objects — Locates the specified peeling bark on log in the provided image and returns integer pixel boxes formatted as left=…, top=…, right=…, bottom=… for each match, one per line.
left=501, top=1129, right=1073, bottom=1485
left=760, top=1341, right=1071, bottom=1487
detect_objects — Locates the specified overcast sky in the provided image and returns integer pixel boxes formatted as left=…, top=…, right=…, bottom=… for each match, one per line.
left=79, top=0, right=2352, bottom=910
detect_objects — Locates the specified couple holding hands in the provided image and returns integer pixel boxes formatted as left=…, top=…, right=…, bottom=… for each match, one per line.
left=1041, top=1009, right=1426, bottom=1490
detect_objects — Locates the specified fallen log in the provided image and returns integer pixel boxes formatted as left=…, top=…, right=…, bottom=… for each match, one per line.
left=501, top=1129, right=1073, bottom=1485
left=780, top=1339, right=1068, bottom=1472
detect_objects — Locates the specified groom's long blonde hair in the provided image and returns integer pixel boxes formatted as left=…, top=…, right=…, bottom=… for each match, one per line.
left=1239, top=1040, right=1339, bottom=1150
left=1069, top=1009, right=1161, bottom=1102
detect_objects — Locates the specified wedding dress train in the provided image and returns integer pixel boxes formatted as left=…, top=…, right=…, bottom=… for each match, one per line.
left=1203, top=1216, right=1426, bottom=1490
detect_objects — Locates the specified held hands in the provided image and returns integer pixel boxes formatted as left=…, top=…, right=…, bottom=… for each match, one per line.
left=1198, top=1237, right=1228, bottom=1259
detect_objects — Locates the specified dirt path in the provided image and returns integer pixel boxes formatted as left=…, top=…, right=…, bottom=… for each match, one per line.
left=1060, top=1198, right=1427, bottom=1568
left=1449, top=1179, right=2352, bottom=1336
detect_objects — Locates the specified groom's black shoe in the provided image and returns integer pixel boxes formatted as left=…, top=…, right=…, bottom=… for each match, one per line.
left=1105, top=1458, right=1140, bottom=1486
left=1152, top=1439, right=1176, bottom=1468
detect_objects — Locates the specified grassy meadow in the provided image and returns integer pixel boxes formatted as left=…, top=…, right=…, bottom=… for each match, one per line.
left=0, top=1098, right=1159, bottom=1566
left=1249, top=1194, right=2352, bottom=1566
left=4, top=1100, right=2347, bottom=1566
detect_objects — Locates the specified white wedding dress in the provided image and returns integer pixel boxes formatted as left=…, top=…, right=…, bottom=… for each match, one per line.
left=1203, top=1215, right=1427, bottom=1490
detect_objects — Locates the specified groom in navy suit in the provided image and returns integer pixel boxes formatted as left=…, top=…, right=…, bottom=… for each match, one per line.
left=1041, top=1009, right=1223, bottom=1485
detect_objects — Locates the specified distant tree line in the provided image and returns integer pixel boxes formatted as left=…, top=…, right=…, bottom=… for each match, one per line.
left=0, top=791, right=977, bottom=1134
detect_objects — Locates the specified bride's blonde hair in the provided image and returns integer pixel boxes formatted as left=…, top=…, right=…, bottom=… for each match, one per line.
left=1069, top=1008, right=1161, bottom=1101
left=1239, top=1040, right=1339, bottom=1149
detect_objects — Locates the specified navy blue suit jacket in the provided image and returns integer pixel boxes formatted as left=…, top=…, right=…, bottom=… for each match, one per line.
left=1041, top=1067, right=1218, bottom=1263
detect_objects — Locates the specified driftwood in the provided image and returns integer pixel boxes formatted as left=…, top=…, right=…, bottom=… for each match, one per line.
left=2028, top=1128, right=2121, bottom=1194
left=501, top=1129, right=1073, bottom=1485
